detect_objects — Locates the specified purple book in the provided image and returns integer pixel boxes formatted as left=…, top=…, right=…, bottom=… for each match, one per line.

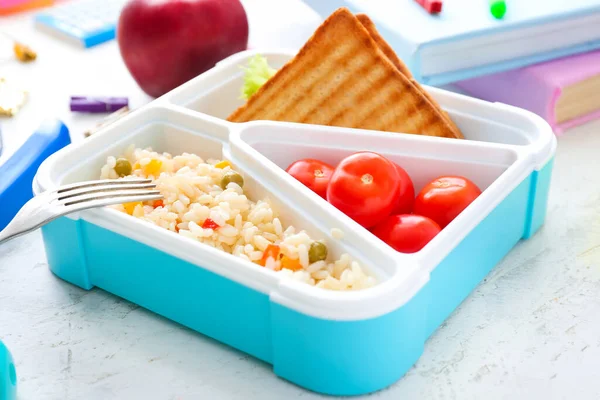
left=456, top=50, right=600, bottom=134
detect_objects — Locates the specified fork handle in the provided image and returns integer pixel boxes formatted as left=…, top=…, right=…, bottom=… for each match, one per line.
left=0, top=218, right=30, bottom=245
left=0, top=194, right=55, bottom=245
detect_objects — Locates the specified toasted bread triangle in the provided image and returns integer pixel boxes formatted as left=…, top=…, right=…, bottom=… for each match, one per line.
left=355, top=13, right=463, bottom=139
left=355, top=13, right=413, bottom=78
left=227, top=8, right=461, bottom=139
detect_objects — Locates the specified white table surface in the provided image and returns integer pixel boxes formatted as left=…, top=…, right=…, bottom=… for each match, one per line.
left=1, top=1, right=600, bottom=399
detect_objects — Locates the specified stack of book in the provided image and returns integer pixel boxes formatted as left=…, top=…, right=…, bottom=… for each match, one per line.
left=303, top=0, right=600, bottom=133
left=456, top=50, right=600, bottom=134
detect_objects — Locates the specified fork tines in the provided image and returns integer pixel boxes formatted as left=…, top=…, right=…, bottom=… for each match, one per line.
left=55, top=179, right=162, bottom=207
left=0, top=179, right=164, bottom=246
left=57, top=178, right=152, bottom=193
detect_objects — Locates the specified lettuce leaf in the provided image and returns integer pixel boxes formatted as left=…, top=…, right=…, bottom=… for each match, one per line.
left=240, top=55, right=277, bottom=100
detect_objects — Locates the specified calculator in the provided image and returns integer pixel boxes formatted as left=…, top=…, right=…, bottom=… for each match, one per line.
left=34, top=0, right=128, bottom=48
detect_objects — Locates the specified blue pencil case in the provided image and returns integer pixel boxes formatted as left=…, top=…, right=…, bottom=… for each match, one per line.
left=0, top=120, right=70, bottom=232
left=32, top=50, right=556, bottom=396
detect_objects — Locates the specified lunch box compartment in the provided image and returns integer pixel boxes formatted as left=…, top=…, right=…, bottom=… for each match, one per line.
left=168, top=49, right=550, bottom=147
left=37, top=108, right=395, bottom=285
left=235, top=121, right=518, bottom=194
left=33, top=51, right=556, bottom=396
left=229, top=121, right=554, bottom=335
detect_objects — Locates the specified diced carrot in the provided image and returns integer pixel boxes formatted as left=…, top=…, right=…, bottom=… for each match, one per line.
left=215, top=160, right=231, bottom=169
left=144, top=159, right=162, bottom=176
left=123, top=201, right=142, bottom=215
left=153, top=200, right=164, bottom=208
left=202, top=218, right=220, bottom=230
left=280, top=256, right=303, bottom=271
left=259, top=244, right=281, bottom=267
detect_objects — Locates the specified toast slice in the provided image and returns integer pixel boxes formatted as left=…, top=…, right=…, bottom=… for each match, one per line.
left=227, top=7, right=461, bottom=139
left=355, top=13, right=413, bottom=78
left=355, top=13, right=463, bottom=138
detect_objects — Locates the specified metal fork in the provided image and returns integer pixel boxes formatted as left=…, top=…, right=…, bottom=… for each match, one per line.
left=0, top=178, right=163, bottom=245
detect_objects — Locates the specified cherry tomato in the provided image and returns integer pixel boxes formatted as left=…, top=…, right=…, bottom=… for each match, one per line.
left=371, top=214, right=441, bottom=253
left=327, top=152, right=400, bottom=228
left=414, top=176, right=482, bottom=228
left=286, top=159, right=335, bottom=199
left=392, top=163, right=415, bottom=215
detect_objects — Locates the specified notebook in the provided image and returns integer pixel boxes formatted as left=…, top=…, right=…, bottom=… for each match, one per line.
left=455, top=50, right=600, bottom=134
left=302, top=0, right=600, bottom=86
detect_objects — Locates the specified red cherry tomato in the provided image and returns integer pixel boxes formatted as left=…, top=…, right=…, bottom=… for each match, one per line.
left=414, top=176, right=482, bottom=228
left=327, top=152, right=400, bottom=228
left=371, top=214, right=441, bottom=253
left=392, top=163, right=415, bottom=214
left=286, top=159, right=335, bottom=199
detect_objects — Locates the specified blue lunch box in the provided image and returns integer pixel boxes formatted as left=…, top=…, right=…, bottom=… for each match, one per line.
left=33, top=50, right=556, bottom=396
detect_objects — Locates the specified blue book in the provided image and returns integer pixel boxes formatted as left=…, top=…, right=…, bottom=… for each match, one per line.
left=302, top=0, right=600, bottom=86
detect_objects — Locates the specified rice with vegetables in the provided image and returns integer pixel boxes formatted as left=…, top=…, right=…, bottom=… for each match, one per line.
left=100, top=146, right=376, bottom=291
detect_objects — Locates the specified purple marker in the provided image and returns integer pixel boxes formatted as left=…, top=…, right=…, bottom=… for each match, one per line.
left=70, top=96, right=129, bottom=113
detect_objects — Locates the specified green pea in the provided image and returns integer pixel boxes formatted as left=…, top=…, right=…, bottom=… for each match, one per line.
left=114, top=158, right=132, bottom=177
left=221, top=171, right=244, bottom=189
left=308, top=242, right=328, bottom=264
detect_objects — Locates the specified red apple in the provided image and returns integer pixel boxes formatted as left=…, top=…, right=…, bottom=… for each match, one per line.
left=117, top=0, right=249, bottom=98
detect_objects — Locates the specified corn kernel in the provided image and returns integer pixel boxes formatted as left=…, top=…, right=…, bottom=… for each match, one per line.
left=215, top=160, right=231, bottom=169
left=144, top=159, right=162, bottom=176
